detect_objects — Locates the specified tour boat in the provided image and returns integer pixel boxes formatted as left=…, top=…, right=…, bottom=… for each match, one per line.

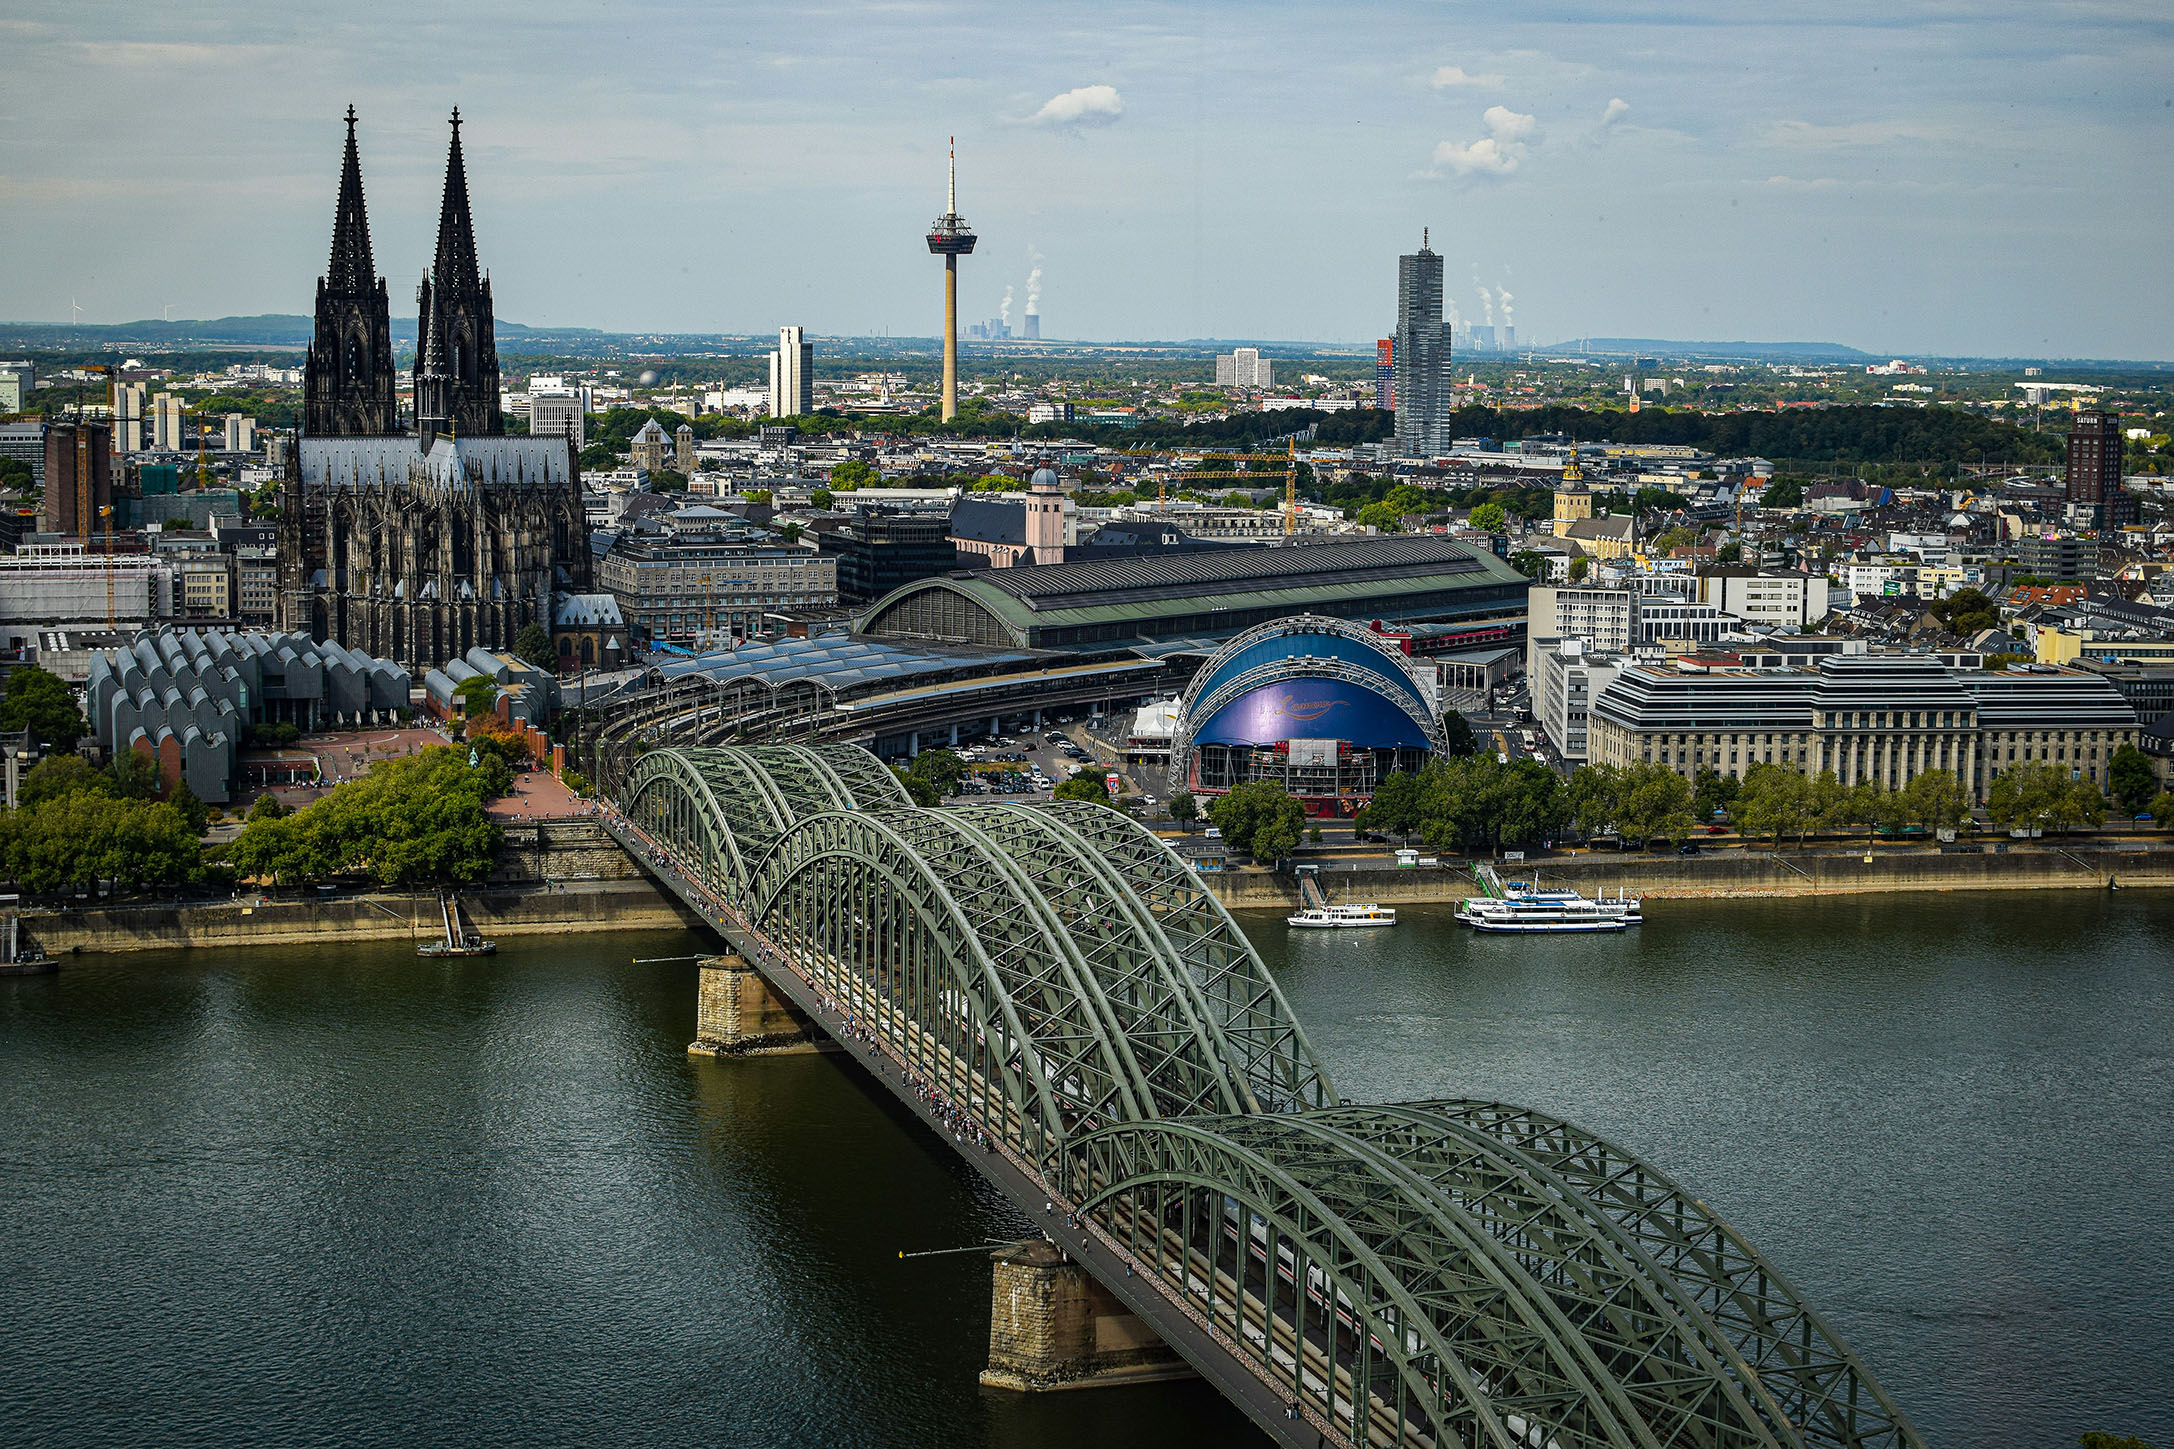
left=1457, top=865, right=1642, bottom=933
left=1285, top=902, right=1398, bottom=929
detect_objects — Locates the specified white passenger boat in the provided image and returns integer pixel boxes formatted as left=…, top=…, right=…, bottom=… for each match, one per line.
left=1457, top=865, right=1642, bottom=933
left=1286, top=903, right=1398, bottom=929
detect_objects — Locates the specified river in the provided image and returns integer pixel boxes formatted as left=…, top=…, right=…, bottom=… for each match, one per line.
left=3, top=894, right=2169, bottom=1448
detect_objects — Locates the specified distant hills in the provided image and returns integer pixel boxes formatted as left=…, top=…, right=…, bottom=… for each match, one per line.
left=0, top=314, right=601, bottom=350
left=1536, top=338, right=1875, bottom=362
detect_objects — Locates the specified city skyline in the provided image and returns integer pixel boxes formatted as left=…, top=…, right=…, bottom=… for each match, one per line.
left=2, top=1, right=2169, bottom=359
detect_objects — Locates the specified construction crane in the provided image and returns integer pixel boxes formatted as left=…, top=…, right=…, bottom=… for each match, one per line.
left=99, top=504, right=115, bottom=631
left=1130, top=438, right=1304, bottom=536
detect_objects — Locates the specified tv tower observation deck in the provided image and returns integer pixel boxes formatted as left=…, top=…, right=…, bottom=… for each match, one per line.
left=926, top=138, right=977, bottom=422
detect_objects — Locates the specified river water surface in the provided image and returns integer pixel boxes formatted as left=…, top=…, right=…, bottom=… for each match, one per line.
left=3, top=894, right=2170, bottom=1448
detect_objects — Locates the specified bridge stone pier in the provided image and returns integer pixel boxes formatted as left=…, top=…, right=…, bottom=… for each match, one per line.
left=690, top=953, right=824, bottom=1056
left=605, top=742, right=1927, bottom=1449
left=981, top=1240, right=1193, bottom=1391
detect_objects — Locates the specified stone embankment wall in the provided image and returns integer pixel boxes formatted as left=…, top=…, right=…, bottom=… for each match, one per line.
left=491, top=820, right=644, bottom=884
left=1205, top=844, right=2174, bottom=908
left=31, top=881, right=697, bottom=956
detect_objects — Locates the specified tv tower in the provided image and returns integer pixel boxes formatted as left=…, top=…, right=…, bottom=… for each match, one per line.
left=925, top=137, right=976, bottom=422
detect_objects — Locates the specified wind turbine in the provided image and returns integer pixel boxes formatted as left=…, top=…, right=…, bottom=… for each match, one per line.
left=70, top=297, right=82, bottom=326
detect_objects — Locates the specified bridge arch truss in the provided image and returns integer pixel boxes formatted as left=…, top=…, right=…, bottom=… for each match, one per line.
left=612, top=744, right=1923, bottom=1449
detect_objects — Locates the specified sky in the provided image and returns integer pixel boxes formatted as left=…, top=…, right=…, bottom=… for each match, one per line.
left=2, top=1, right=2169, bottom=359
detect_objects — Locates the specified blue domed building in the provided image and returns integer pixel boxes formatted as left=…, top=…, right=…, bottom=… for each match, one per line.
left=1170, top=615, right=1444, bottom=812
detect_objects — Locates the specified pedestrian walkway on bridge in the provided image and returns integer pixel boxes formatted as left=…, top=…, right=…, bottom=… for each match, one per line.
left=599, top=742, right=1924, bottom=1449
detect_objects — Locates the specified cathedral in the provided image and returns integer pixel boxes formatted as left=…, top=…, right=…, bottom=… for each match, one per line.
left=280, top=109, right=588, bottom=675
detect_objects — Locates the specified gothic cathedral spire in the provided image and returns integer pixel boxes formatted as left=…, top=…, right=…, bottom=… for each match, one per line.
left=303, top=106, right=397, bottom=436
left=415, top=107, right=503, bottom=444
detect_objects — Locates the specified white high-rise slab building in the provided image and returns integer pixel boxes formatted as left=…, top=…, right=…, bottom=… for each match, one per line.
left=1214, top=347, right=1272, bottom=389
left=768, top=325, right=813, bottom=418
left=151, top=392, right=186, bottom=451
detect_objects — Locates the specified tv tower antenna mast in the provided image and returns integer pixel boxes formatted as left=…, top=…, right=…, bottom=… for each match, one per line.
left=925, top=137, right=977, bottom=422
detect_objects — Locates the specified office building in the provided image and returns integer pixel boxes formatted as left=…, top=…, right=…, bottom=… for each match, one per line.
left=598, top=531, right=838, bottom=645
left=821, top=507, right=961, bottom=603
left=1393, top=231, right=1453, bottom=457
left=108, top=382, right=145, bottom=456
left=1696, top=568, right=1830, bottom=630
left=768, top=324, right=814, bottom=418
left=529, top=390, right=586, bottom=447
left=39, top=421, right=113, bottom=536
left=1374, top=339, right=1394, bottom=410
left=2017, top=534, right=2091, bottom=583
left=2065, top=409, right=2135, bottom=529
left=1587, top=653, right=2139, bottom=800
left=1531, top=638, right=1624, bottom=761
left=151, top=392, right=186, bottom=451
left=1215, top=348, right=1273, bottom=389
left=0, top=361, right=29, bottom=413
left=222, top=414, right=255, bottom=453
left=0, top=420, right=49, bottom=491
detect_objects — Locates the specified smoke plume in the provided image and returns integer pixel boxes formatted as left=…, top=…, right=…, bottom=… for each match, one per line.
left=1498, top=286, right=1515, bottom=330
left=1025, top=265, right=1042, bottom=315
left=1000, top=285, right=1014, bottom=326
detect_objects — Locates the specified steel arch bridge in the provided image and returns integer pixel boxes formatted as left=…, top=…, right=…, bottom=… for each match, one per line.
left=603, top=743, right=1921, bottom=1449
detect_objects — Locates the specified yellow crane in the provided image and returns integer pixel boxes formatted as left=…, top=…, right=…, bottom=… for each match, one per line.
left=1130, top=438, right=1304, bottom=536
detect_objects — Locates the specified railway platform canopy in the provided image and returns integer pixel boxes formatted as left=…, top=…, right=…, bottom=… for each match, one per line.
left=854, top=536, right=1532, bottom=652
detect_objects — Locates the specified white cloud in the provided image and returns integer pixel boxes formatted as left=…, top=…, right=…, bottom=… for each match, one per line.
left=1430, top=64, right=1505, bottom=89
left=1602, top=97, right=1631, bottom=127
left=1429, top=104, right=1538, bottom=177
left=1481, top=105, right=1535, bottom=140
left=1026, top=84, right=1124, bottom=128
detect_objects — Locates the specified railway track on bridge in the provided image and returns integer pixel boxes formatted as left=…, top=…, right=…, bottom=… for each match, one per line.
left=598, top=743, right=1925, bottom=1449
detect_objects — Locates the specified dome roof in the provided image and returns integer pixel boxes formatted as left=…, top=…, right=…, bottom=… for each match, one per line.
left=1030, top=465, right=1061, bottom=490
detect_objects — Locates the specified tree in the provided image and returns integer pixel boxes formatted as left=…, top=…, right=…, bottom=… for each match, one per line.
left=1356, top=501, right=1402, bottom=532
left=1735, top=763, right=1815, bottom=846
left=2109, top=745, right=2156, bottom=814
left=1928, top=586, right=1999, bottom=638
left=2150, top=790, right=2174, bottom=826
left=1206, top=781, right=1306, bottom=864
left=16, top=754, right=107, bottom=812
left=0, top=664, right=86, bottom=752
left=107, top=749, right=163, bottom=801
left=1355, top=768, right=1423, bottom=843
left=0, top=791, right=202, bottom=893
left=1693, top=768, right=1740, bottom=822
left=1441, top=710, right=1478, bottom=756
left=245, top=794, right=288, bottom=823
left=1652, top=525, right=1699, bottom=554
left=1509, top=550, right=1549, bottom=580
left=1053, top=775, right=1113, bottom=807
left=829, top=459, right=879, bottom=491
left=224, top=746, right=502, bottom=887
left=809, top=488, right=835, bottom=509
left=1566, top=555, right=1592, bottom=583
left=1168, top=790, right=1198, bottom=826
left=1716, top=541, right=1743, bottom=564
left=1759, top=476, right=1806, bottom=510
left=2077, top=1435, right=2153, bottom=1449
left=893, top=748, right=965, bottom=806
left=454, top=676, right=500, bottom=721
left=513, top=622, right=557, bottom=673
left=1467, top=501, right=1507, bottom=532
left=168, top=779, right=209, bottom=835
left=1902, top=769, right=1970, bottom=832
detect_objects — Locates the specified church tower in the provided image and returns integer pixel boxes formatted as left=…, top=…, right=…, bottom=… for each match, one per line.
left=414, top=109, right=503, bottom=443
left=302, top=108, right=397, bottom=436
left=1553, top=461, right=1593, bottom=538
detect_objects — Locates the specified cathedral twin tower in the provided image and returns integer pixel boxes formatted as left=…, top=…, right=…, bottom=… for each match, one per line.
left=282, top=108, right=584, bottom=676
left=304, top=107, right=501, bottom=441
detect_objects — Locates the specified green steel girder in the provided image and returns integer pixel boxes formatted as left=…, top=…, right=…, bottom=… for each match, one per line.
left=1041, top=800, right=1336, bottom=1114
left=615, top=744, right=1924, bottom=1449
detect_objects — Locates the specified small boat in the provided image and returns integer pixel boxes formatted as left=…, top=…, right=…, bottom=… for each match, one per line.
left=1286, top=903, right=1398, bottom=929
left=418, top=892, right=497, bottom=958
left=1287, top=865, right=1397, bottom=928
